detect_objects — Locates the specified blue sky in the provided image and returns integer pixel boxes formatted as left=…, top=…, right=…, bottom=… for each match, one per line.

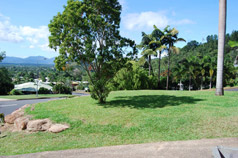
left=0, top=0, right=237, bottom=58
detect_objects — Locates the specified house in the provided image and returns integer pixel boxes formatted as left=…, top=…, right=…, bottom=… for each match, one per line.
left=14, top=81, right=52, bottom=93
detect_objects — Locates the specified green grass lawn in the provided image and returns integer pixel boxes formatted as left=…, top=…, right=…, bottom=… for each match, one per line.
left=1, top=90, right=238, bottom=155
left=0, top=94, right=72, bottom=100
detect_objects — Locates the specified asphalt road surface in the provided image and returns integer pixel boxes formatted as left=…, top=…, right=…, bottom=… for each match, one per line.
left=72, top=92, right=90, bottom=96
left=0, top=92, right=90, bottom=116
left=0, top=98, right=60, bottom=116
left=225, top=88, right=238, bottom=91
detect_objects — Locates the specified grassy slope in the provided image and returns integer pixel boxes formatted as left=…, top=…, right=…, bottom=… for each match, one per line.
left=0, top=94, right=71, bottom=100
left=1, top=90, right=238, bottom=155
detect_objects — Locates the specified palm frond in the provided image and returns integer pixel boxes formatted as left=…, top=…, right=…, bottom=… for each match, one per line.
left=141, top=49, right=156, bottom=56
left=229, top=40, right=238, bottom=48
left=170, top=46, right=180, bottom=54
left=156, top=45, right=167, bottom=52
left=171, top=28, right=179, bottom=36
left=176, top=38, right=186, bottom=42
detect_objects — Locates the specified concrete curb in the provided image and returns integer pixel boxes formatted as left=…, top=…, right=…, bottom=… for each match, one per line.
left=2, top=137, right=238, bottom=158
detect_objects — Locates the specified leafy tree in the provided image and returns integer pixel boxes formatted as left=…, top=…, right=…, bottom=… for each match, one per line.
left=109, top=60, right=152, bottom=90
left=38, top=87, right=51, bottom=94
left=48, top=0, right=136, bottom=103
left=53, top=84, right=72, bottom=94
left=0, top=67, right=14, bottom=95
left=0, top=51, right=14, bottom=95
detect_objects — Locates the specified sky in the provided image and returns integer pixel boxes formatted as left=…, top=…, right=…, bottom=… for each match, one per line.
left=0, top=0, right=237, bottom=58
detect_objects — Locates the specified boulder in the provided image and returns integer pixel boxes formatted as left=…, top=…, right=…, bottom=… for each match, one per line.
left=4, top=109, right=24, bottom=124
left=20, top=104, right=30, bottom=110
left=27, top=119, right=52, bottom=132
left=0, top=123, right=14, bottom=132
left=14, top=116, right=30, bottom=131
left=48, top=124, right=70, bottom=133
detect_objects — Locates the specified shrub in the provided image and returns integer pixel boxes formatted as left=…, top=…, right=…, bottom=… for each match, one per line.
left=9, top=89, right=23, bottom=95
left=38, top=87, right=51, bottom=94
left=77, top=83, right=84, bottom=90
left=53, top=84, right=72, bottom=94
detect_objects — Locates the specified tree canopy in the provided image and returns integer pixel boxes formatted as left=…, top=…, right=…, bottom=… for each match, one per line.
left=48, top=0, right=137, bottom=103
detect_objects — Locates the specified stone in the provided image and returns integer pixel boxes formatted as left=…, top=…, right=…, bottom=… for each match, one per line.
left=14, top=116, right=30, bottom=131
left=20, top=104, right=30, bottom=110
left=0, top=123, right=14, bottom=132
left=27, top=119, right=52, bottom=132
left=4, top=109, right=24, bottom=124
left=48, top=124, right=70, bottom=133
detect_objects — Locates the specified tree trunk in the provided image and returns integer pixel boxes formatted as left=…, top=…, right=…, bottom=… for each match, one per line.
left=166, top=49, right=170, bottom=90
left=189, top=75, right=191, bottom=91
left=201, top=76, right=203, bottom=90
left=210, top=76, right=212, bottom=89
left=148, top=55, right=151, bottom=76
left=216, top=0, right=226, bottom=96
left=157, top=51, right=161, bottom=89
left=179, top=80, right=182, bottom=90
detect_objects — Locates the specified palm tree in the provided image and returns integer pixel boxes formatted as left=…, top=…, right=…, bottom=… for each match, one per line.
left=138, top=32, right=156, bottom=76
left=173, top=59, right=186, bottom=90
left=185, top=56, right=198, bottom=91
left=150, top=25, right=167, bottom=89
left=198, top=55, right=209, bottom=90
left=162, top=26, right=186, bottom=90
left=208, top=56, right=217, bottom=89
left=216, top=0, right=227, bottom=96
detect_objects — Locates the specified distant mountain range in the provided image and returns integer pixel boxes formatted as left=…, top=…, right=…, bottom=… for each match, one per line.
left=1, top=56, right=55, bottom=65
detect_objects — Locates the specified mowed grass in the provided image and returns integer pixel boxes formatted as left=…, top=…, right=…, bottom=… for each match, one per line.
left=1, top=90, right=238, bottom=155
left=0, top=94, right=72, bottom=100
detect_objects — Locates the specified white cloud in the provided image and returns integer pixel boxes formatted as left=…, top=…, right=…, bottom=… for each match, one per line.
left=39, top=42, right=56, bottom=53
left=0, top=13, right=53, bottom=52
left=29, top=45, right=35, bottom=49
left=122, top=11, right=194, bottom=30
left=0, top=17, right=24, bottom=42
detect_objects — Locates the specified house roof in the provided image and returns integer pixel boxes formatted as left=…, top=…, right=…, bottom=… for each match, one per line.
left=15, top=82, right=52, bottom=92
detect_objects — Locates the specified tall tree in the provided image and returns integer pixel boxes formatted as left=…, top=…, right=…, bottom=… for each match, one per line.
left=48, top=0, right=136, bottom=103
left=216, top=0, right=227, bottom=96
left=137, top=32, right=156, bottom=76
left=150, top=25, right=166, bottom=89
left=0, top=51, right=14, bottom=95
left=162, top=26, right=186, bottom=90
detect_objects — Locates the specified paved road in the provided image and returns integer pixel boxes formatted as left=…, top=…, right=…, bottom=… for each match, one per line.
left=0, top=92, right=90, bottom=116
left=225, top=88, right=238, bottom=91
left=72, top=92, right=90, bottom=96
left=3, top=137, right=238, bottom=158
left=0, top=98, right=60, bottom=116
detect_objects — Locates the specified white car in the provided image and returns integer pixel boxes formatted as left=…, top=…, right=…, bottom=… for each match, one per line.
left=84, top=87, right=89, bottom=92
